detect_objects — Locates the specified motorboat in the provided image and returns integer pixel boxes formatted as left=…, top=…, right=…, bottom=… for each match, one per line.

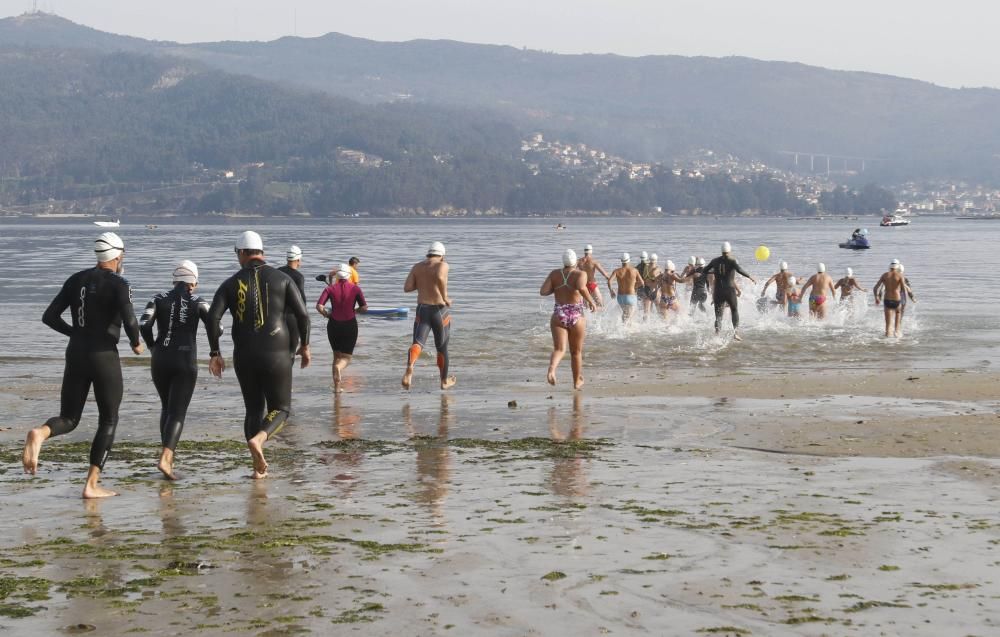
left=880, top=214, right=910, bottom=227
left=839, top=228, right=871, bottom=249
left=94, top=218, right=120, bottom=227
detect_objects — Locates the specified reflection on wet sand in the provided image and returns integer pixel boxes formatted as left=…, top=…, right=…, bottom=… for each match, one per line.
left=548, top=392, right=589, bottom=498
left=404, top=394, right=452, bottom=526
left=326, top=393, right=364, bottom=495
left=157, top=483, right=186, bottom=540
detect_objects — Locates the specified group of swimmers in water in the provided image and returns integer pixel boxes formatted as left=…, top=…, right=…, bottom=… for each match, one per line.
left=541, top=242, right=916, bottom=389
left=18, top=231, right=915, bottom=498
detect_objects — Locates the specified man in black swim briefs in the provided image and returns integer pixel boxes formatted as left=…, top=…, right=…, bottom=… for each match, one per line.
left=22, top=232, right=144, bottom=498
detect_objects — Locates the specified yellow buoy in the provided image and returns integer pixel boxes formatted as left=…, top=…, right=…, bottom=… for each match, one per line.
left=755, top=245, right=770, bottom=262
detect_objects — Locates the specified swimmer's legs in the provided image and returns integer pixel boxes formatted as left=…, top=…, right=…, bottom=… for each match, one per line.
left=547, top=314, right=567, bottom=385
left=333, top=352, right=352, bottom=393
left=568, top=317, right=587, bottom=390
left=883, top=307, right=893, bottom=337
left=22, top=425, right=51, bottom=475
left=404, top=312, right=432, bottom=389
left=82, top=464, right=117, bottom=499
left=432, top=307, right=455, bottom=389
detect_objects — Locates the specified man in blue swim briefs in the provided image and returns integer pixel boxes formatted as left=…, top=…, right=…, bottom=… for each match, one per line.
left=608, top=252, right=642, bottom=324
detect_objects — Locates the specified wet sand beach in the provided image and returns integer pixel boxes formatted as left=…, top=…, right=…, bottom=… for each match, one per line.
left=1, top=366, right=998, bottom=636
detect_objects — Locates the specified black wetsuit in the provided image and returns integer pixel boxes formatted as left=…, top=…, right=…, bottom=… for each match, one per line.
left=277, top=265, right=306, bottom=358
left=690, top=267, right=710, bottom=313
left=208, top=258, right=310, bottom=441
left=140, top=283, right=211, bottom=450
left=703, top=255, right=752, bottom=330
left=42, top=267, right=140, bottom=469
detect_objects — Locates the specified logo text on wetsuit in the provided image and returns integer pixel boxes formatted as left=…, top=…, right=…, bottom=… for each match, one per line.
left=236, top=280, right=248, bottom=322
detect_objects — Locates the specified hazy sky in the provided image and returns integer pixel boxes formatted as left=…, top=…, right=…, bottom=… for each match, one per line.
left=3, top=0, right=997, bottom=89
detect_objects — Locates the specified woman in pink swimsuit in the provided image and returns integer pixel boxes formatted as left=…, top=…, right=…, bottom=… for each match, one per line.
left=540, top=249, right=597, bottom=390
left=316, top=264, right=368, bottom=392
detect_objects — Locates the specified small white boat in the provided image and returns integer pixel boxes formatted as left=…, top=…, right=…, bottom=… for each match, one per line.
left=94, top=218, right=120, bottom=228
left=880, top=214, right=910, bottom=227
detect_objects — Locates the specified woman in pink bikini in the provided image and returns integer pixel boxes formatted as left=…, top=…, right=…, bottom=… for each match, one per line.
left=540, top=249, right=597, bottom=390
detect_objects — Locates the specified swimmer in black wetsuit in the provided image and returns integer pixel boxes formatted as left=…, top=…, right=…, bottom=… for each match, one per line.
left=139, top=260, right=211, bottom=480
left=277, top=245, right=306, bottom=361
left=702, top=242, right=756, bottom=340
left=207, top=231, right=311, bottom=479
left=22, top=232, right=144, bottom=499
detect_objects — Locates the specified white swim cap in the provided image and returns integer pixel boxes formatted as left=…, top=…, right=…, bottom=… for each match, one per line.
left=650, top=253, right=658, bottom=262
left=286, top=245, right=302, bottom=261
left=666, top=259, right=675, bottom=272
left=721, top=241, right=731, bottom=254
left=788, top=276, right=797, bottom=287
left=818, top=263, right=826, bottom=273
left=427, top=241, right=446, bottom=257
left=640, top=251, right=648, bottom=261
left=688, top=256, right=696, bottom=265
left=696, top=257, right=705, bottom=267
left=172, top=260, right=199, bottom=284
left=621, top=252, right=631, bottom=264
left=94, top=232, right=124, bottom=262
left=889, top=259, right=899, bottom=270
left=845, top=267, right=853, bottom=277
left=563, top=248, right=578, bottom=267
left=898, top=264, right=905, bottom=273
left=335, top=263, right=352, bottom=279
left=780, top=261, right=788, bottom=271
left=235, top=230, right=263, bottom=251
left=584, top=244, right=593, bottom=253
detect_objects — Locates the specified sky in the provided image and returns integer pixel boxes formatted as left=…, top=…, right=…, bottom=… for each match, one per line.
left=2, top=0, right=997, bottom=89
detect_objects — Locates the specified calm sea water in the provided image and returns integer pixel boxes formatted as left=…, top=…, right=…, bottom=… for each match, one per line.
left=0, top=216, right=996, bottom=444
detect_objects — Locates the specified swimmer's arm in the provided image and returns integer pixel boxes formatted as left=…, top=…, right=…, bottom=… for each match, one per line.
left=315, top=288, right=331, bottom=318
left=403, top=267, right=417, bottom=293
left=139, top=300, right=156, bottom=349
left=596, top=262, right=611, bottom=281
left=206, top=285, right=228, bottom=355
left=438, top=263, right=451, bottom=306
left=540, top=273, right=554, bottom=296
left=872, top=276, right=885, bottom=302
left=761, top=274, right=776, bottom=296
left=576, top=273, right=597, bottom=311
left=118, top=282, right=142, bottom=351
left=355, top=289, right=368, bottom=313
left=852, top=280, right=866, bottom=293
left=286, top=279, right=311, bottom=347
left=197, top=298, right=219, bottom=336
left=41, top=279, right=74, bottom=336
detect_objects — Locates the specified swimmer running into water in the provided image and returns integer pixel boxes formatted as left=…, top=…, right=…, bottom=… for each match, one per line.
left=702, top=242, right=756, bottom=340
left=654, top=260, right=685, bottom=318
left=873, top=259, right=912, bottom=337
left=761, top=261, right=793, bottom=307
left=800, top=263, right=836, bottom=319
left=784, top=277, right=803, bottom=318
left=834, top=267, right=866, bottom=301
left=540, top=249, right=597, bottom=389
left=402, top=241, right=456, bottom=390
left=608, top=252, right=642, bottom=324
left=578, top=245, right=611, bottom=308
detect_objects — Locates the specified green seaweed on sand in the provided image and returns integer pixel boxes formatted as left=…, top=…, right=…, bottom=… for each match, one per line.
left=447, top=437, right=612, bottom=460
left=843, top=600, right=911, bottom=612
left=0, top=575, right=51, bottom=602
left=877, top=565, right=900, bottom=571
left=909, top=582, right=979, bottom=591
left=643, top=553, right=672, bottom=560
left=782, top=615, right=838, bottom=625
left=696, top=628, right=751, bottom=635
left=330, top=602, right=385, bottom=624
left=541, top=571, right=567, bottom=581
left=774, top=595, right=819, bottom=603
left=825, top=574, right=850, bottom=581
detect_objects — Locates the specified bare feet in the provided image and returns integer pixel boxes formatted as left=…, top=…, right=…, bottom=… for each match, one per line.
left=402, top=367, right=414, bottom=390
left=157, top=449, right=177, bottom=481
left=440, top=375, right=457, bottom=390
left=247, top=436, right=269, bottom=479
left=546, top=368, right=557, bottom=386
left=733, top=332, right=743, bottom=342
left=574, top=377, right=585, bottom=390
left=82, top=484, right=118, bottom=499
left=333, top=365, right=342, bottom=388
left=22, top=428, right=46, bottom=475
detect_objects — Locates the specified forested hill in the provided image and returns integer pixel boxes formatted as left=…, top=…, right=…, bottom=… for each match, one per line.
left=1, top=12, right=998, bottom=184
left=0, top=47, right=850, bottom=216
